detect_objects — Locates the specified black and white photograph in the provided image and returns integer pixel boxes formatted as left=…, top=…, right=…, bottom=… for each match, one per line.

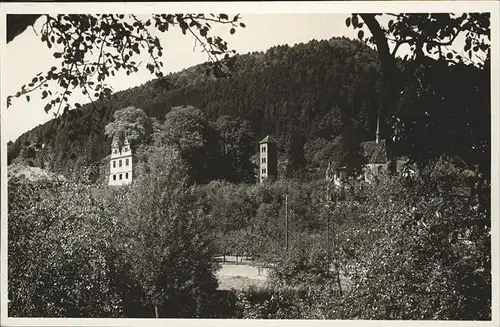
left=1, top=1, right=498, bottom=326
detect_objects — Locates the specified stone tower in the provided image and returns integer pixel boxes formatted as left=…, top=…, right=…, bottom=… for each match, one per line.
left=259, top=135, right=277, bottom=183
left=109, top=137, right=133, bottom=186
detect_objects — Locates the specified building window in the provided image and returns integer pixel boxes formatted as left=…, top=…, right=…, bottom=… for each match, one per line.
left=262, top=168, right=267, bottom=174
left=119, top=174, right=123, bottom=180
left=119, top=160, right=122, bottom=167
left=126, top=172, right=129, bottom=179
left=261, top=146, right=266, bottom=152
left=262, top=158, right=266, bottom=163
left=112, top=160, right=116, bottom=168
left=126, top=158, right=129, bottom=166
left=113, top=175, right=116, bottom=181
left=123, top=146, right=128, bottom=152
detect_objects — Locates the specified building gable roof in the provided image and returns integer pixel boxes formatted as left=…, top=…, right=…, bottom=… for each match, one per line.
left=259, top=135, right=276, bottom=144
left=361, top=139, right=388, bottom=164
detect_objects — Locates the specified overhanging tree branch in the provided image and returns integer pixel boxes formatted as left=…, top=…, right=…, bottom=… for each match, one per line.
left=6, top=13, right=245, bottom=114
left=359, top=14, right=399, bottom=79
left=7, top=14, right=42, bottom=43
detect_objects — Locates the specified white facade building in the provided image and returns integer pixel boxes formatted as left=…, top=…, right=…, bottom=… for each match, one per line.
left=109, top=138, right=133, bottom=186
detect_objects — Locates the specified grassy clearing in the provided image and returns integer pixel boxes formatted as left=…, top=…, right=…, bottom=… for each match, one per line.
left=217, top=263, right=269, bottom=291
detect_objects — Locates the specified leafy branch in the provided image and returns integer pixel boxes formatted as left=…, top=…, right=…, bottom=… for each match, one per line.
left=7, top=13, right=246, bottom=116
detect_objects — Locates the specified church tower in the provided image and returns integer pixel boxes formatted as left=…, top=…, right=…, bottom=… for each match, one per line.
left=259, top=135, right=277, bottom=183
left=109, top=137, right=133, bottom=186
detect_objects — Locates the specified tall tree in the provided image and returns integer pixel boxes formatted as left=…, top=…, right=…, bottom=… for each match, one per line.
left=154, top=105, right=217, bottom=183
left=347, top=13, right=490, bottom=162
left=118, top=145, right=218, bottom=318
left=212, top=115, right=256, bottom=183
left=338, top=124, right=365, bottom=177
left=8, top=177, right=123, bottom=317
left=104, top=106, right=151, bottom=148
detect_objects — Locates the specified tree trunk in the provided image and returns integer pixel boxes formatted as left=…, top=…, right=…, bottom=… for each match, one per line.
left=360, top=14, right=405, bottom=115
left=359, top=14, right=400, bottom=81
left=154, top=304, right=159, bottom=318
left=335, top=263, right=343, bottom=297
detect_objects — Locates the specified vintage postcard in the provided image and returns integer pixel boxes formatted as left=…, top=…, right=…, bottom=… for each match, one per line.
left=1, top=1, right=498, bottom=326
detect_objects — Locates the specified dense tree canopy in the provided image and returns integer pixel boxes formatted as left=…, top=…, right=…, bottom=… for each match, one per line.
left=349, top=13, right=491, bottom=178
left=118, top=144, right=219, bottom=317
left=8, top=176, right=123, bottom=317
left=104, top=106, right=151, bottom=147
left=212, top=116, right=256, bottom=183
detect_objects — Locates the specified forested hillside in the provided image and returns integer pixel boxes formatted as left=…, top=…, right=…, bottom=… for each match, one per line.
left=8, top=35, right=489, bottom=185
left=8, top=37, right=385, bottom=179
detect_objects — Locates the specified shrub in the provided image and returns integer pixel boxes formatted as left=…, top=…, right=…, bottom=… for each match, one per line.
left=116, top=145, right=219, bottom=318
left=8, top=177, right=122, bottom=317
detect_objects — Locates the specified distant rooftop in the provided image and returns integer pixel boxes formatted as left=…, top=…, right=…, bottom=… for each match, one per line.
left=259, top=135, right=276, bottom=144
left=111, top=136, right=130, bottom=147
left=361, top=139, right=388, bottom=164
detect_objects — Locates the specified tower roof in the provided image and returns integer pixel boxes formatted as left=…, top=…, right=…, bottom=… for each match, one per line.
left=111, top=136, right=130, bottom=148
left=259, top=135, right=276, bottom=144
